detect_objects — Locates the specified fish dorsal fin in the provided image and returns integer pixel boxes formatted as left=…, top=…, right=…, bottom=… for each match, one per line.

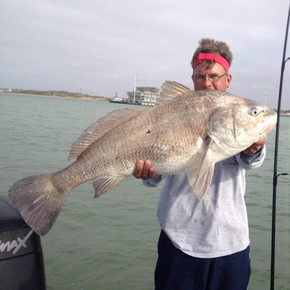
left=157, top=81, right=192, bottom=104
left=68, top=108, right=142, bottom=161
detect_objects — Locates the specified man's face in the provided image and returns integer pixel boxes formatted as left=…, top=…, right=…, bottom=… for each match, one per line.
left=192, top=61, right=232, bottom=92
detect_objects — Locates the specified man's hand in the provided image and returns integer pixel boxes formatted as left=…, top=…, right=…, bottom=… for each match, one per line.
left=133, top=159, right=157, bottom=180
left=243, top=136, right=266, bottom=155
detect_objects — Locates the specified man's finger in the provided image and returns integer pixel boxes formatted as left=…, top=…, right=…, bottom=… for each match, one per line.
left=133, top=160, right=144, bottom=178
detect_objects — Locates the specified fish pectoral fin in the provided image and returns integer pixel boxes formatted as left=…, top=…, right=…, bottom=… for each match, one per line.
left=93, top=175, right=125, bottom=198
left=187, top=138, right=215, bottom=200
left=187, top=163, right=214, bottom=200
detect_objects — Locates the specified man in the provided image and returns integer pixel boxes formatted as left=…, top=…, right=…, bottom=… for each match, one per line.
left=133, top=39, right=266, bottom=289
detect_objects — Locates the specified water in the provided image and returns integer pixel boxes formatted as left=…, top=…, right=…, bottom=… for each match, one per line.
left=1, top=93, right=290, bottom=289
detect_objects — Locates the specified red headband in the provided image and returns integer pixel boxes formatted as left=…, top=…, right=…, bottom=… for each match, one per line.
left=192, top=53, right=230, bottom=72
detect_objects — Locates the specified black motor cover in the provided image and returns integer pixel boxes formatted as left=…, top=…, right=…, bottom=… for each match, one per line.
left=0, top=196, right=46, bottom=290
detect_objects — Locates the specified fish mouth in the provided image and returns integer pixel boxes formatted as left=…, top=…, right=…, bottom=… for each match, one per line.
left=259, top=122, right=276, bottom=136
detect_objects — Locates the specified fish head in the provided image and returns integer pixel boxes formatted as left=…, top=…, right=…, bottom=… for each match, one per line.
left=232, top=99, right=277, bottom=144
left=207, top=96, right=277, bottom=158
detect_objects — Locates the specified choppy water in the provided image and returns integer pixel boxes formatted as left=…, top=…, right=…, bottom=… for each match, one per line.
left=1, top=93, right=290, bottom=289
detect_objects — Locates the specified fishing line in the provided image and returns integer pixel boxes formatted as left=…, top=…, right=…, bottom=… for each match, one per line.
left=271, top=3, right=290, bottom=290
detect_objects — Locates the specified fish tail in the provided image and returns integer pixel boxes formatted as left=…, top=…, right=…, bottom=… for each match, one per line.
left=8, top=173, right=70, bottom=236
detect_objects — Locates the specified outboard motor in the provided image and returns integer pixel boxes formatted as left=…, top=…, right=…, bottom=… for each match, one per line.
left=0, top=196, right=46, bottom=289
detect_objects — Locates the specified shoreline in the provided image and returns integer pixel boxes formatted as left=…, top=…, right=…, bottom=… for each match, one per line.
left=1, top=92, right=109, bottom=102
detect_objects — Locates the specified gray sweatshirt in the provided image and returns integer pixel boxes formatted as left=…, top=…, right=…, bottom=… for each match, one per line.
left=143, top=147, right=266, bottom=258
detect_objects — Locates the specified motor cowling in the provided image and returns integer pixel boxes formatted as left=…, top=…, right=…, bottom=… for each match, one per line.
left=0, top=196, right=46, bottom=290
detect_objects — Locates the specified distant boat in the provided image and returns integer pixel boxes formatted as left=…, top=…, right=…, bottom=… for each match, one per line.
left=109, top=93, right=128, bottom=104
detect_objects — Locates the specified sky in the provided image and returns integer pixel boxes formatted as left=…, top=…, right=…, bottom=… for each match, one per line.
left=1, top=0, right=290, bottom=109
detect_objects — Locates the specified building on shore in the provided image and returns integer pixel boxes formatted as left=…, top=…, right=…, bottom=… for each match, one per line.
left=127, top=86, right=160, bottom=106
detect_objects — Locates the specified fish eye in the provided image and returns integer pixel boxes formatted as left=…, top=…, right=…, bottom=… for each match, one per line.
left=250, top=107, right=260, bottom=116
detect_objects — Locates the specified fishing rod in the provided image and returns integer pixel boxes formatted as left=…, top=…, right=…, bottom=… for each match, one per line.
left=271, top=3, right=290, bottom=290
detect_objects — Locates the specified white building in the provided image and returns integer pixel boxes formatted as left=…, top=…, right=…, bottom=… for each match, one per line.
left=127, top=86, right=160, bottom=106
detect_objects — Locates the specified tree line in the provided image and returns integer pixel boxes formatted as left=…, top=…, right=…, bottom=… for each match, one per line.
left=3, top=88, right=108, bottom=101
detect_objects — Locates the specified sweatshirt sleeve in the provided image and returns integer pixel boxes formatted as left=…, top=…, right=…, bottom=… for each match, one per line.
left=142, top=175, right=165, bottom=187
left=236, top=145, right=266, bottom=170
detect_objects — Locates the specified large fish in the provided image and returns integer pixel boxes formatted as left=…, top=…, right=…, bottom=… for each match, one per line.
left=9, top=81, right=277, bottom=236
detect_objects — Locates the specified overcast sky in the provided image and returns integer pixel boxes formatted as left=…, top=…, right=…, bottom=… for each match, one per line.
left=1, top=0, right=290, bottom=109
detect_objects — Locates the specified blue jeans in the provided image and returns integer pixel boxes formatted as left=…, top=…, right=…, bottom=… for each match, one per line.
left=155, top=230, right=251, bottom=290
